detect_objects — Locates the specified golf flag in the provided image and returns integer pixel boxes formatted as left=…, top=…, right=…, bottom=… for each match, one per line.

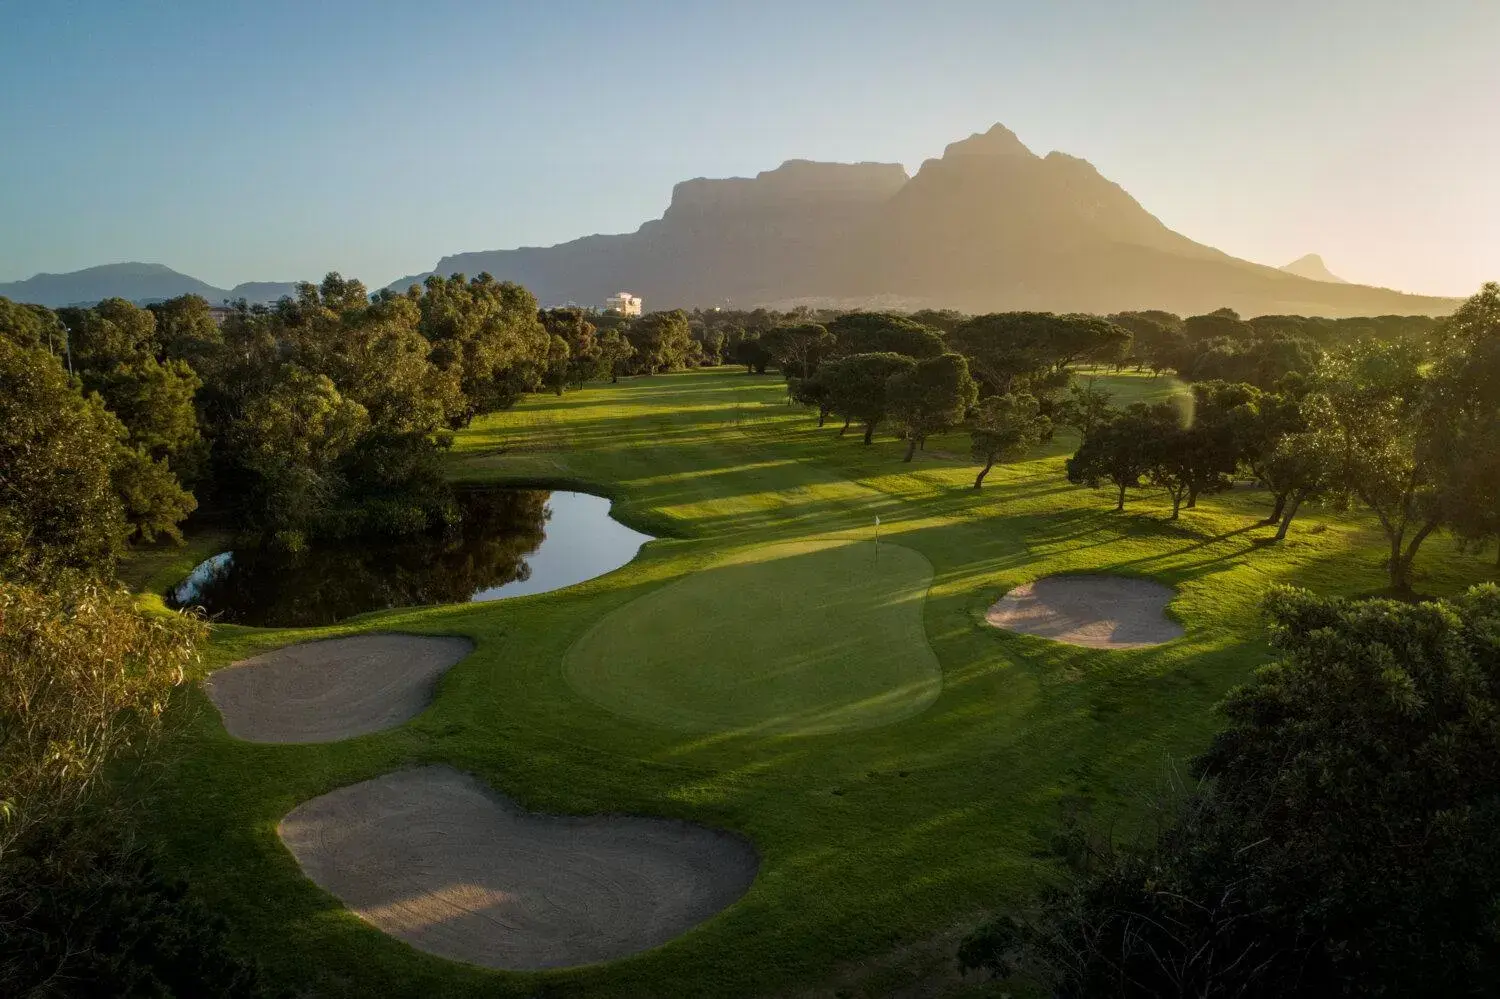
left=874, top=515, right=880, bottom=527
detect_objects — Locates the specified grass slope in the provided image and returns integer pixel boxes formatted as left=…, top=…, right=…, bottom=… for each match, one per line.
left=564, top=538, right=941, bottom=736
left=134, top=367, right=1499, bottom=999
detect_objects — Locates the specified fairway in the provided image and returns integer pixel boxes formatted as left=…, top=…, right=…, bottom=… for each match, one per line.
left=129, top=368, right=1500, bottom=999
left=563, top=539, right=940, bottom=736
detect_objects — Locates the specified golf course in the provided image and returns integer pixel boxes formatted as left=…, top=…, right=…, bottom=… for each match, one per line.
left=136, top=366, right=1498, bottom=997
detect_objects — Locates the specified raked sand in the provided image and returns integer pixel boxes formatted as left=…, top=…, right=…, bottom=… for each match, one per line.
left=985, top=575, right=1183, bottom=648
left=205, top=634, right=473, bottom=743
left=279, top=766, right=758, bottom=969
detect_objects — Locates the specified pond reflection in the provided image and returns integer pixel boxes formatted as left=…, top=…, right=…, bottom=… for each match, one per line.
left=169, top=489, right=651, bottom=627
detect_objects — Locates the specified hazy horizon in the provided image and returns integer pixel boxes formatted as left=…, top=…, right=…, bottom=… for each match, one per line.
left=3, top=0, right=1496, bottom=297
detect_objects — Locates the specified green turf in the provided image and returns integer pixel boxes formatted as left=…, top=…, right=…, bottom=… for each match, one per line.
left=563, top=538, right=941, bottom=736
left=123, top=366, right=1499, bottom=999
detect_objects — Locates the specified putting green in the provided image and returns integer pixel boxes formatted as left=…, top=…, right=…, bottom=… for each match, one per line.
left=563, top=538, right=941, bottom=736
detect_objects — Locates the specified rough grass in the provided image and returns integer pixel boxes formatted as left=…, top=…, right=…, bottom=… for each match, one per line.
left=130, top=367, right=1500, bottom=999
left=563, top=538, right=941, bottom=737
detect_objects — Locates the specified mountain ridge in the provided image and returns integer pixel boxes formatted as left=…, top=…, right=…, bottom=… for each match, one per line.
left=2, top=126, right=1462, bottom=317
left=388, top=124, right=1458, bottom=318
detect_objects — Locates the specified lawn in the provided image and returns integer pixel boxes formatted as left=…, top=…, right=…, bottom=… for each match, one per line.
left=136, top=367, right=1499, bottom=998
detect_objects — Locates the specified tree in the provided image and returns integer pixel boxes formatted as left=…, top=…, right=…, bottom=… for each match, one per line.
left=969, top=393, right=1052, bottom=489
left=1429, top=282, right=1500, bottom=564
left=0, top=338, right=193, bottom=576
left=1052, top=378, right=1115, bottom=439
left=0, top=578, right=265, bottom=997
left=627, top=310, right=693, bottom=373
left=540, top=307, right=603, bottom=388
left=729, top=330, right=773, bottom=374
left=887, top=353, right=978, bottom=460
left=789, top=371, right=835, bottom=426
left=597, top=328, right=636, bottom=383
left=412, top=273, right=550, bottom=424
left=825, top=312, right=945, bottom=360
left=84, top=355, right=205, bottom=483
left=820, top=352, right=918, bottom=444
left=227, top=366, right=370, bottom=547
left=762, top=321, right=832, bottom=378
left=1260, top=429, right=1335, bottom=539
left=1065, top=404, right=1161, bottom=511
left=1308, top=341, right=1442, bottom=592
left=962, top=584, right=1500, bottom=998
left=949, top=312, right=1130, bottom=396
left=1147, top=404, right=1238, bottom=519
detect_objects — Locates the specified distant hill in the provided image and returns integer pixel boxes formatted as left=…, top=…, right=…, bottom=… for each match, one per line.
left=1279, top=253, right=1349, bottom=284
left=0, top=263, right=299, bottom=307
left=394, top=124, right=1458, bottom=319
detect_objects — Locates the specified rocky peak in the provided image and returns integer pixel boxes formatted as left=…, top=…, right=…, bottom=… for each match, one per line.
left=940, top=123, right=1037, bottom=160
left=666, top=160, right=908, bottom=217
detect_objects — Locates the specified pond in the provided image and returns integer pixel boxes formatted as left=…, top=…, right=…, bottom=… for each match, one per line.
left=168, top=489, right=653, bottom=627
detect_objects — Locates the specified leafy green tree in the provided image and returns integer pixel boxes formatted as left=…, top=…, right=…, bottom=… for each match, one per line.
left=1182, top=307, right=1251, bottom=343
left=729, top=330, right=773, bottom=374
left=1430, top=282, right=1500, bottom=564
left=0, top=296, right=67, bottom=355
left=762, top=321, right=832, bottom=378
left=412, top=273, right=550, bottom=424
left=1308, top=341, right=1441, bottom=592
left=0, top=339, right=134, bottom=579
left=540, top=307, right=603, bottom=388
left=1065, top=404, right=1162, bottom=511
left=543, top=334, right=570, bottom=395
left=227, top=366, right=369, bottom=547
left=969, top=393, right=1052, bottom=489
left=826, top=312, right=945, bottom=360
left=887, top=353, right=978, bottom=460
left=149, top=294, right=226, bottom=374
left=597, top=328, right=636, bottom=383
left=949, top=312, right=1130, bottom=396
left=789, top=371, right=835, bottom=426
left=820, top=352, right=918, bottom=443
left=1260, top=429, right=1336, bottom=539
left=1052, top=379, right=1115, bottom=439
left=1147, top=404, right=1238, bottom=519
left=627, top=309, right=693, bottom=373
left=962, top=583, right=1500, bottom=998
left=84, top=356, right=204, bottom=478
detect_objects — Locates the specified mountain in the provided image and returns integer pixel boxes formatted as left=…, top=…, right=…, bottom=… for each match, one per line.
left=0, top=263, right=226, bottom=307
left=397, top=124, right=1457, bottom=318
left=0, top=264, right=300, bottom=307
left=1279, top=253, right=1348, bottom=284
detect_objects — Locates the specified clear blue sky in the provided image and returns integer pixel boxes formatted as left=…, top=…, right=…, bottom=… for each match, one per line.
left=2, top=0, right=1496, bottom=296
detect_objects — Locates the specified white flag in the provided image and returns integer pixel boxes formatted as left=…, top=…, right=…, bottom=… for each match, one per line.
left=874, top=515, right=880, bottom=527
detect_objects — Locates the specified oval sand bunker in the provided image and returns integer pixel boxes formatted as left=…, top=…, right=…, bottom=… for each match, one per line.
left=279, top=766, right=758, bottom=970
left=985, top=575, right=1183, bottom=648
left=205, top=634, right=472, bottom=743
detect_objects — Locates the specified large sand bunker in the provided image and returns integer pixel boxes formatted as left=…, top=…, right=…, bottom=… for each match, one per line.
left=985, top=575, right=1183, bottom=648
left=279, top=766, right=758, bottom=970
left=205, top=634, right=472, bottom=743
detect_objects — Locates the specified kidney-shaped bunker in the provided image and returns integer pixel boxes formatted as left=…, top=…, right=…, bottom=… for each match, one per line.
left=279, top=766, right=758, bottom=969
left=205, top=634, right=473, bottom=743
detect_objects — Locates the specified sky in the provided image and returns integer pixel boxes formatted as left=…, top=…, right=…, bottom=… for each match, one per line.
left=1, top=0, right=1497, bottom=297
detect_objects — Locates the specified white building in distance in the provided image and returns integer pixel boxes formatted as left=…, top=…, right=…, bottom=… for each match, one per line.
left=605, top=291, right=642, bottom=316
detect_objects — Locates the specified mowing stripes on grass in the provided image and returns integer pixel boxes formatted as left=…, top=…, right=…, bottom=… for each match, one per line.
left=563, top=538, right=941, bottom=736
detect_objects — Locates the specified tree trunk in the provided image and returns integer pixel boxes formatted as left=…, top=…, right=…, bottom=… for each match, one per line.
left=903, top=438, right=917, bottom=462
left=1274, top=494, right=1303, bottom=540
left=839, top=417, right=851, bottom=437
left=1391, top=518, right=1440, bottom=594
left=863, top=422, right=875, bottom=445
left=1169, top=489, right=1183, bottom=520
left=1186, top=483, right=1199, bottom=509
left=1115, top=481, right=1127, bottom=511
left=1264, top=491, right=1288, bottom=525
left=816, top=410, right=827, bottom=427
left=974, top=458, right=994, bottom=490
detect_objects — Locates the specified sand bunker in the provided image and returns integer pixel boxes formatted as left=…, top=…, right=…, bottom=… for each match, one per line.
left=985, top=575, right=1183, bottom=648
left=205, top=634, right=472, bottom=743
left=279, top=766, right=758, bottom=970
